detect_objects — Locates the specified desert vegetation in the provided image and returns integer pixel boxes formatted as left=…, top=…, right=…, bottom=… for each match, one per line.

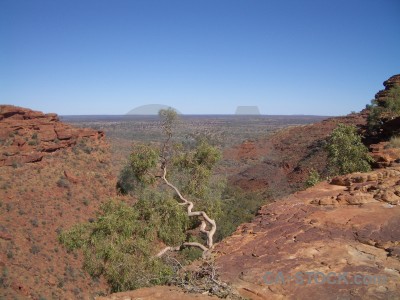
left=2, top=75, right=400, bottom=299
left=302, top=123, right=373, bottom=186
left=304, top=168, right=321, bottom=187
left=59, top=109, right=272, bottom=293
left=367, top=85, right=400, bottom=134
left=326, top=124, right=373, bottom=176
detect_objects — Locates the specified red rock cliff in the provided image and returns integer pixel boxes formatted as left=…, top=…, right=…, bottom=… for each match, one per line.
left=0, top=105, right=104, bottom=166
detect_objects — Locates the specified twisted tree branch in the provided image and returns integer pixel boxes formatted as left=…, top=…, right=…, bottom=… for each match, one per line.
left=156, top=166, right=217, bottom=257
left=155, top=242, right=208, bottom=258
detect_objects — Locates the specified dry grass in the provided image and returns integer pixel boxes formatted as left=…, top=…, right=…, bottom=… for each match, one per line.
left=388, top=136, right=400, bottom=148
left=0, top=138, right=115, bottom=299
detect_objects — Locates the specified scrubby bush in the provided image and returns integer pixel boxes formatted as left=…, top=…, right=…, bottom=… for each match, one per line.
left=173, top=140, right=222, bottom=199
left=326, top=124, right=373, bottom=175
left=116, top=144, right=159, bottom=195
left=56, top=176, right=70, bottom=188
left=116, top=164, right=141, bottom=195
left=73, top=138, right=94, bottom=154
left=129, top=144, right=159, bottom=184
left=59, top=195, right=188, bottom=292
left=305, top=169, right=321, bottom=188
left=215, top=186, right=269, bottom=242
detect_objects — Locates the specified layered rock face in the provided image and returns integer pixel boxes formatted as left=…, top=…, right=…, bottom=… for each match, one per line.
left=370, top=74, right=400, bottom=139
left=0, top=105, right=104, bottom=166
left=214, top=165, right=400, bottom=299
left=370, top=142, right=400, bottom=168
left=374, top=74, right=400, bottom=106
left=365, top=74, right=400, bottom=163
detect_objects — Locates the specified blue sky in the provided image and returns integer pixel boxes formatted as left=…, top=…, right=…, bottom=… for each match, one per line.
left=1, top=0, right=399, bottom=115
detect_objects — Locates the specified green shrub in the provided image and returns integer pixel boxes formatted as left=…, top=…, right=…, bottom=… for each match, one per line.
left=59, top=195, right=189, bottom=292
left=326, top=124, right=373, bottom=175
left=173, top=141, right=222, bottom=199
left=28, top=140, right=39, bottom=146
left=215, top=186, right=269, bottom=242
left=305, top=169, right=321, bottom=188
left=129, top=144, right=159, bottom=184
left=135, top=190, right=189, bottom=246
left=116, top=164, right=142, bottom=195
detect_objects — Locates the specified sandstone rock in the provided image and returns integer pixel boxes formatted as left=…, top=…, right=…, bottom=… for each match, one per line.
left=0, top=105, right=105, bottom=167
left=36, top=125, right=57, bottom=142
left=64, top=170, right=79, bottom=184
left=21, top=152, right=44, bottom=164
left=371, top=143, right=400, bottom=168
left=330, top=168, right=400, bottom=187
left=40, top=143, right=64, bottom=153
left=336, top=192, right=376, bottom=205
left=374, top=190, right=400, bottom=205
left=12, top=136, right=26, bottom=147
left=311, top=196, right=338, bottom=205
left=55, top=126, right=74, bottom=140
left=330, top=176, right=351, bottom=186
left=374, top=74, right=400, bottom=106
left=0, top=231, right=12, bottom=240
left=215, top=166, right=400, bottom=299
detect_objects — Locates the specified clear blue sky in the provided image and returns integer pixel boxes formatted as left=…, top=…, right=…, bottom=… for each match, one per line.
left=1, top=0, right=399, bottom=115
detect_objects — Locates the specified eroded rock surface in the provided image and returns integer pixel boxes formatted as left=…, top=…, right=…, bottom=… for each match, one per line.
left=215, top=166, right=400, bottom=299
left=374, top=74, right=400, bottom=106
left=370, top=141, right=400, bottom=168
left=0, top=105, right=104, bottom=166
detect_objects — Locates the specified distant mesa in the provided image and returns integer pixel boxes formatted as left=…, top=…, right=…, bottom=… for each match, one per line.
left=235, top=106, right=261, bottom=115
left=127, top=104, right=181, bottom=115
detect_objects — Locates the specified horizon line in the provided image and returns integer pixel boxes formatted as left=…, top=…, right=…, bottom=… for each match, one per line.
left=60, top=113, right=334, bottom=117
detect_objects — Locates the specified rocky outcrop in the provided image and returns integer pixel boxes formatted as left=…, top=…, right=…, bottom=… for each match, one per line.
left=365, top=74, right=400, bottom=139
left=0, top=105, right=104, bottom=166
left=369, top=142, right=400, bottom=168
left=214, top=165, right=400, bottom=299
left=374, top=74, right=400, bottom=106
left=0, top=105, right=114, bottom=299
